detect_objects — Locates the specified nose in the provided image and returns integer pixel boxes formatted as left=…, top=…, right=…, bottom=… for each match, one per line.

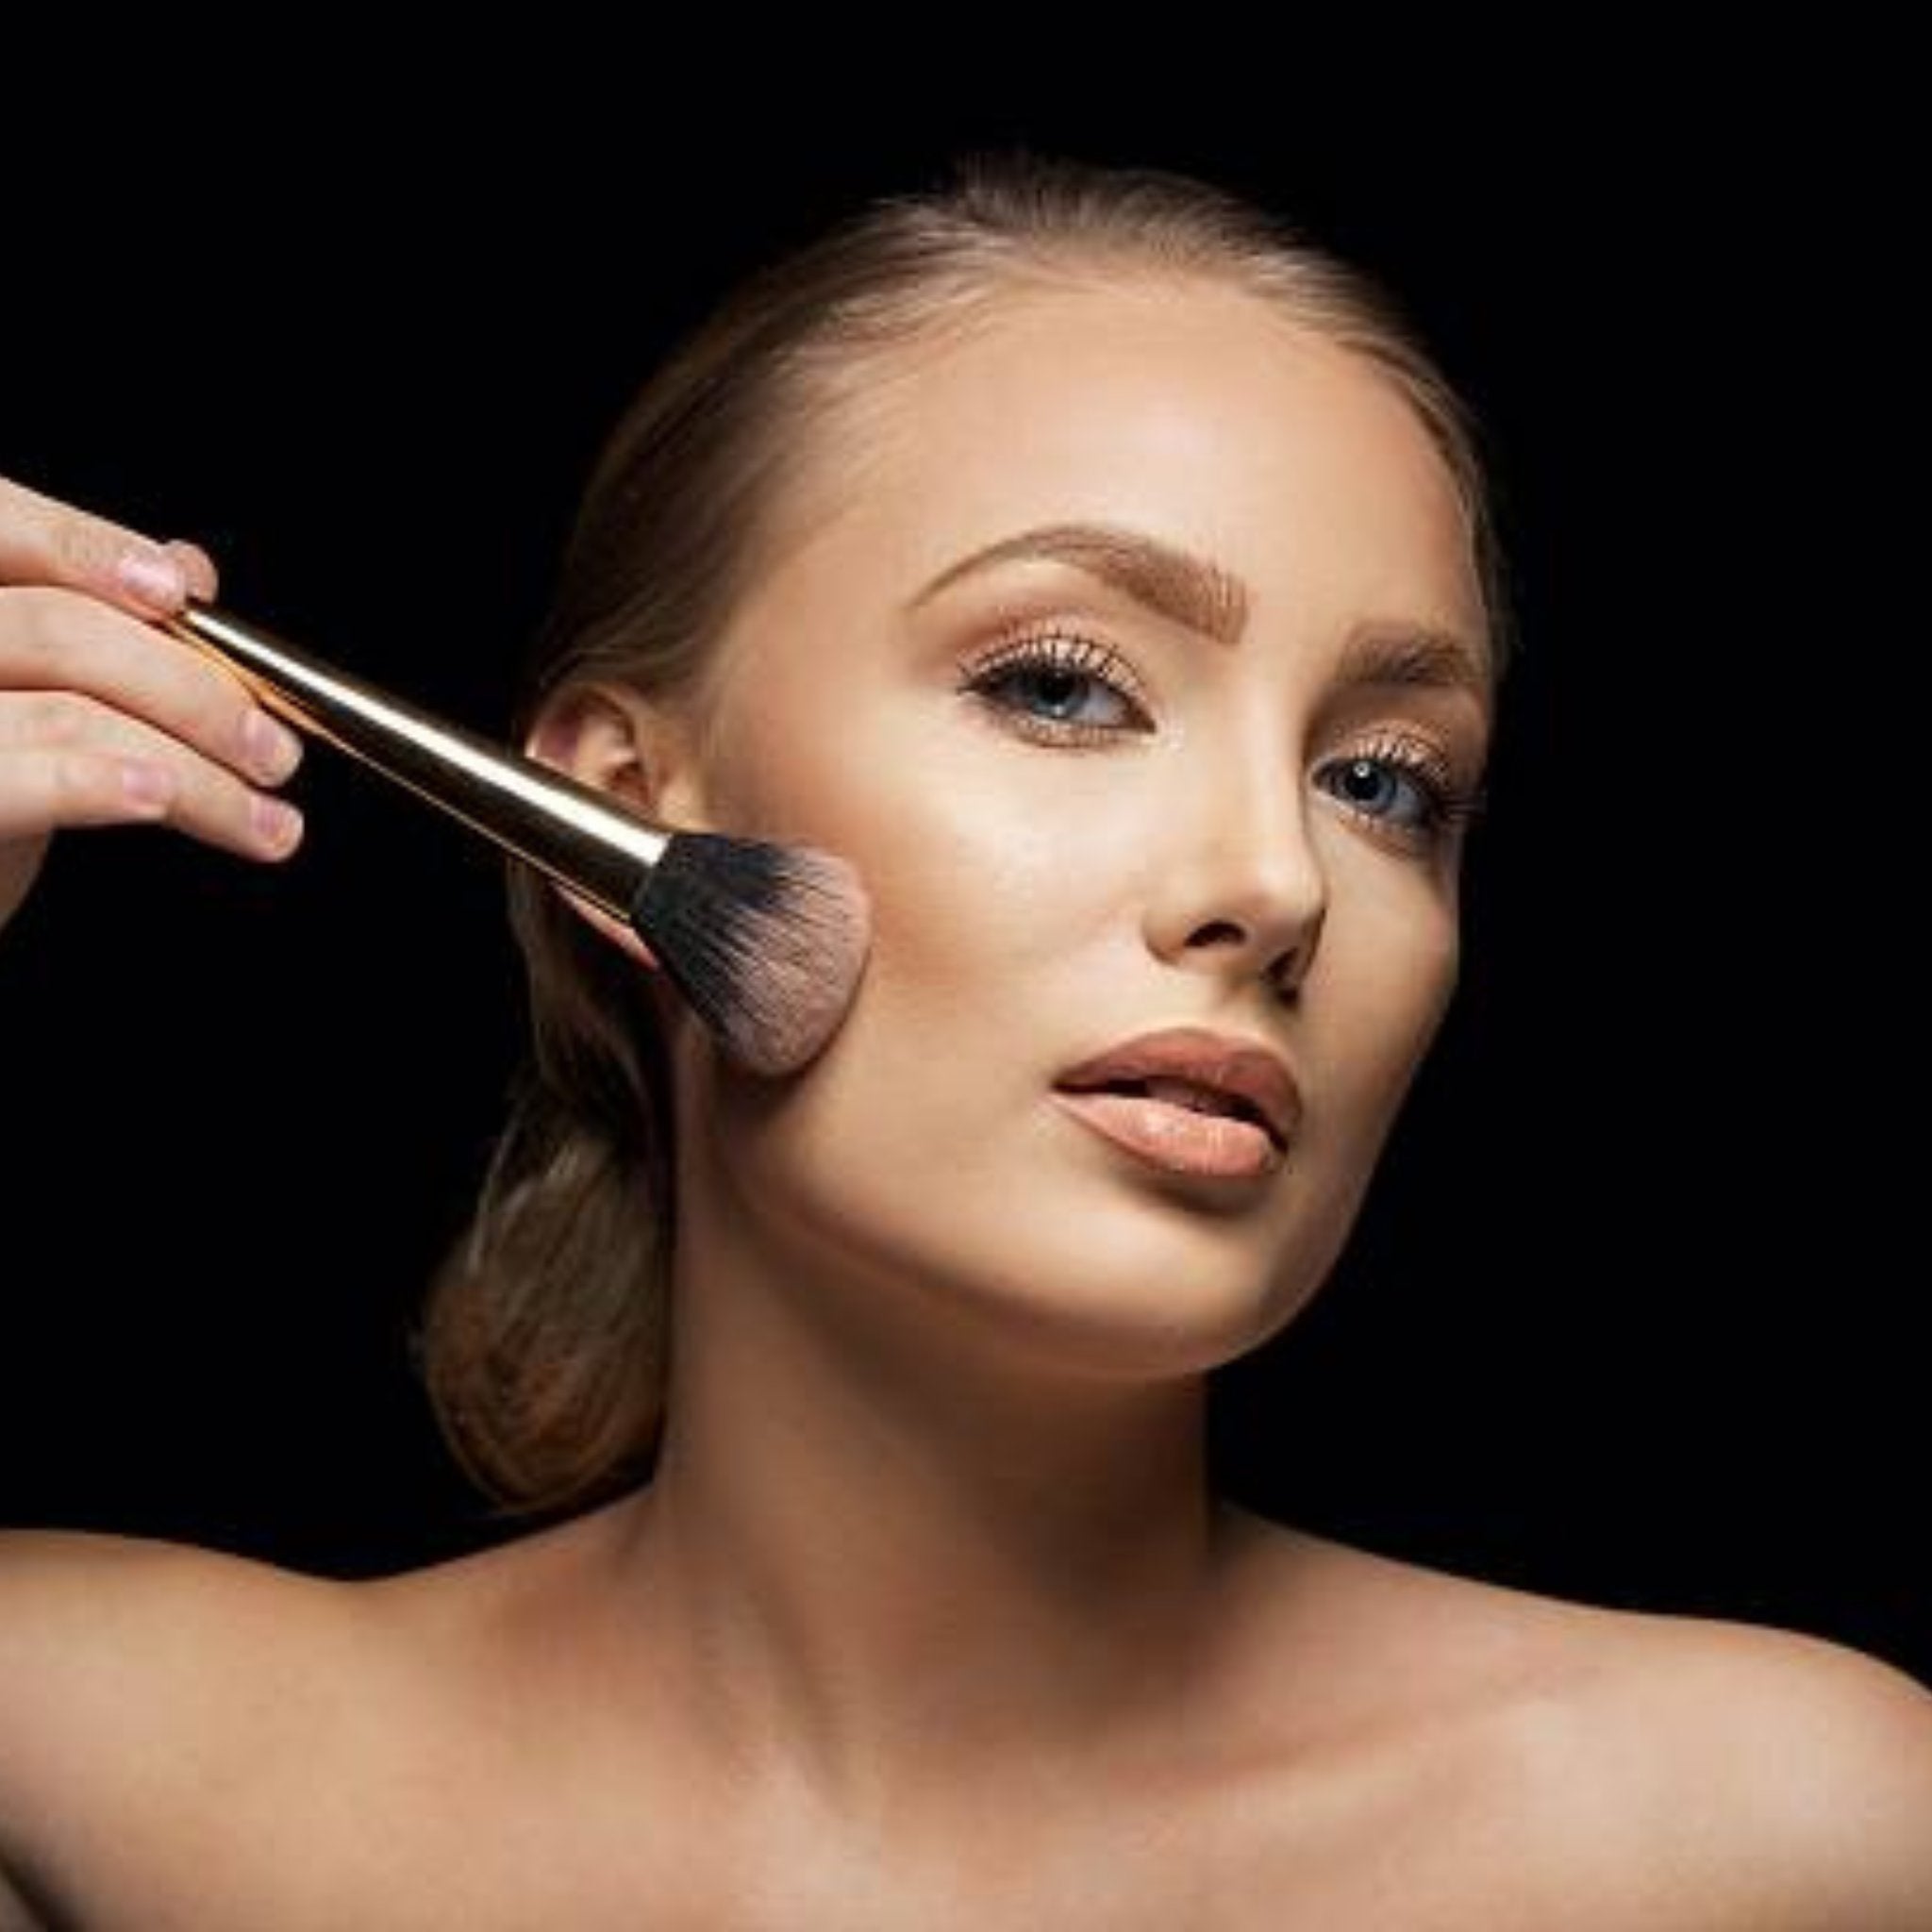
left=1142, top=762, right=1326, bottom=1000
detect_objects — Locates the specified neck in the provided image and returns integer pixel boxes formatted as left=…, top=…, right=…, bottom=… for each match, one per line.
left=609, top=1158, right=1242, bottom=1814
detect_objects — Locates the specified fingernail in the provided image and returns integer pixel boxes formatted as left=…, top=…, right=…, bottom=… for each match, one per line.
left=242, top=708, right=304, bottom=783
left=116, top=548, right=187, bottom=612
left=251, top=794, right=304, bottom=853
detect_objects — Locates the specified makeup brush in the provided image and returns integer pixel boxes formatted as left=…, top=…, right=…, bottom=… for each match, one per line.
left=156, top=599, right=869, bottom=1075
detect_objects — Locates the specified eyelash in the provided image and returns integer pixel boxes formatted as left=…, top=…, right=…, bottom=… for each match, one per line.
left=1331, top=730, right=1488, bottom=849
left=955, top=625, right=1487, bottom=850
left=956, top=625, right=1153, bottom=745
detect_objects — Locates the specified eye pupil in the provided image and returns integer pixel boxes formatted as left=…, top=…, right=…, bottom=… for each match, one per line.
left=1034, top=670, right=1082, bottom=716
left=962, top=633, right=1145, bottom=739
left=1341, top=758, right=1388, bottom=805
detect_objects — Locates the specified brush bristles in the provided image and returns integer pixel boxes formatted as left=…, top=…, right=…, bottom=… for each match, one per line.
left=630, top=833, right=871, bottom=1074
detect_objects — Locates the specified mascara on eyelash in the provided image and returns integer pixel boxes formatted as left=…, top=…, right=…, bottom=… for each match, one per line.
left=960, top=640, right=1483, bottom=839
left=1349, top=731, right=1483, bottom=823
left=1334, top=747, right=1486, bottom=842
left=959, top=625, right=1149, bottom=699
left=958, top=633, right=1151, bottom=742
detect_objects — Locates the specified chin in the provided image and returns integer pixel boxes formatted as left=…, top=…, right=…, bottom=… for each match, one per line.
left=790, top=1155, right=1339, bottom=1383
left=1011, top=1208, right=1338, bottom=1378
left=697, top=1059, right=1354, bottom=1379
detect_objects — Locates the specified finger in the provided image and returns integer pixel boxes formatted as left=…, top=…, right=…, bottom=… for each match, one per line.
left=0, top=586, right=303, bottom=790
left=0, top=746, right=176, bottom=840
left=0, top=693, right=304, bottom=859
left=0, top=473, right=197, bottom=617
left=164, top=537, right=220, bottom=603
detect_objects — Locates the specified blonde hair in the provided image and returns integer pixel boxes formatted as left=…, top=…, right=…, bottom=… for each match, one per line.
left=419, top=147, right=1519, bottom=1518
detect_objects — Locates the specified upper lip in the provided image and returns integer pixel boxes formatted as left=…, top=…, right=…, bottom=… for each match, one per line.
left=1054, top=1026, right=1302, bottom=1151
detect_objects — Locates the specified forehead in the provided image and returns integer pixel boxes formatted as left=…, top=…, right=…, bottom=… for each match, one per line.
left=787, top=279, right=1484, bottom=646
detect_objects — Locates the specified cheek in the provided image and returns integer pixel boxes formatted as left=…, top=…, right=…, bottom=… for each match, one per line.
left=1315, top=880, right=1460, bottom=1137
left=690, top=686, right=1138, bottom=1268
left=700, top=672, right=1143, bottom=1040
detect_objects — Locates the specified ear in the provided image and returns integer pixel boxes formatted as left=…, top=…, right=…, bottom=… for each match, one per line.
left=523, top=681, right=715, bottom=972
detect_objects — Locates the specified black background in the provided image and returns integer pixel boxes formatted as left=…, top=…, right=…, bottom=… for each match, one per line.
left=2, top=50, right=1923, bottom=1689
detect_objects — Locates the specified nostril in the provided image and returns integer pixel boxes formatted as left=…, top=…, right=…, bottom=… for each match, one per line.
left=1268, top=952, right=1302, bottom=1000
left=1187, top=921, right=1245, bottom=948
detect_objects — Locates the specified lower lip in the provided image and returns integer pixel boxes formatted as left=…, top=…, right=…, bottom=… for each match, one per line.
left=1049, top=1091, right=1284, bottom=1181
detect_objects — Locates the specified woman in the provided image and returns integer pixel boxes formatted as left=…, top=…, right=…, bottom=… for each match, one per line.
left=2, top=152, right=1928, bottom=1926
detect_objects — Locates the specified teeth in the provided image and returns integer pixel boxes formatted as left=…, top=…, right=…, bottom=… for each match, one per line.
left=1141, top=1076, right=1241, bottom=1118
left=1081, top=1075, right=1270, bottom=1137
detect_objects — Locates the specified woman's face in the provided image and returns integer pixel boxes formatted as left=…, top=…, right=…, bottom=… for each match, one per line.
left=661, top=278, right=1491, bottom=1378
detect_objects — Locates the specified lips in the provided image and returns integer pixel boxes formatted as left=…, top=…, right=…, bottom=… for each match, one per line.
left=1053, top=1026, right=1301, bottom=1153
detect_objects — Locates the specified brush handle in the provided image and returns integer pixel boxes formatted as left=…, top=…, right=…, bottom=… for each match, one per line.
left=159, top=600, right=671, bottom=918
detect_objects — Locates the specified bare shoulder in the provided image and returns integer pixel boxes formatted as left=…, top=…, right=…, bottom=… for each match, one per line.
left=1226, top=1515, right=1932, bottom=1926
left=1601, top=1609, right=1932, bottom=1923
left=0, top=1523, right=356, bottom=1745
left=0, top=1510, right=617, bottom=1925
left=0, top=1527, right=362, bottom=1916
left=0, top=1522, right=358, bottom=1717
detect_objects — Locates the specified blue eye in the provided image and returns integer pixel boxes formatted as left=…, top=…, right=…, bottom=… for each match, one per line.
left=1325, top=756, right=1432, bottom=826
left=1317, top=742, right=1482, bottom=847
left=996, top=662, right=1132, bottom=727
left=958, top=639, right=1484, bottom=852
left=958, top=630, right=1152, bottom=743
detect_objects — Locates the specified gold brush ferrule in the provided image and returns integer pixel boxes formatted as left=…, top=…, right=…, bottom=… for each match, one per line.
left=159, top=600, right=670, bottom=917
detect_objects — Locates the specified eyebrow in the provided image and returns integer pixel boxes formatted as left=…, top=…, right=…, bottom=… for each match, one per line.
left=1332, top=625, right=1495, bottom=719
left=908, top=519, right=1491, bottom=712
left=908, top=520, right=1248, bottom=644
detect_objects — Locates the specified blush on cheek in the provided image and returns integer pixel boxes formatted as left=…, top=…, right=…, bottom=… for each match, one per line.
left=696, top=733, right=797, bottom=841
left=705, top=702, right=904, bottom=869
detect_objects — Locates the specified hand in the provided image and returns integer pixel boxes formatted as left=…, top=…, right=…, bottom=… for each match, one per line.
left=0, top=474, right=305, bottom=935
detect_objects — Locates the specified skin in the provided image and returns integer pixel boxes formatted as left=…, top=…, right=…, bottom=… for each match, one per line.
left=2, top=284, right=1930, bottom=1927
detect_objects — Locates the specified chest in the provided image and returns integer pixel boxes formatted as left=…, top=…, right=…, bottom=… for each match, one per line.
left=44, top=1741, right=1615, bottom=1931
